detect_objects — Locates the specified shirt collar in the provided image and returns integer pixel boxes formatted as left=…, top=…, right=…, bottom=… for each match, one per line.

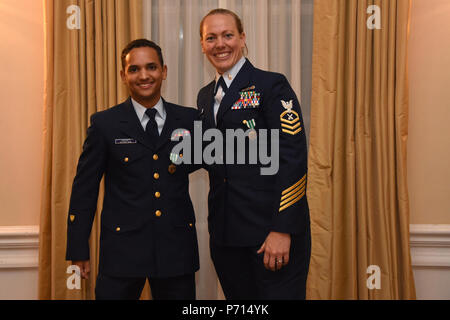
left=131, top=97, right=166, bottom=121
left=215, top=56, right=246, bottom=90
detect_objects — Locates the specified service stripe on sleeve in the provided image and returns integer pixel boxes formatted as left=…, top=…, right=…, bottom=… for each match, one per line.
left=279, top=190, right=305, bottom=212
left=281, top=175, right=306, bottom=196
left=279, top=175, right=307, bottom=212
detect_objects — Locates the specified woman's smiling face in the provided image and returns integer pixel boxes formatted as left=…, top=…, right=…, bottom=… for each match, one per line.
left=201, top=13, right=246, bottom=74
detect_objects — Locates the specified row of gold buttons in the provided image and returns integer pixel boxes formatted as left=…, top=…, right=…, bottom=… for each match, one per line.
left=154, top=154, right=161, bottom=217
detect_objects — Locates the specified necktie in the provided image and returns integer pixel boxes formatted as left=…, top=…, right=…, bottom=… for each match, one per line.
left=145, top=108, right=159, bottom=145
left=214, top=77, right=227, bottom=123
left=214, top=76, right=228, bottom=95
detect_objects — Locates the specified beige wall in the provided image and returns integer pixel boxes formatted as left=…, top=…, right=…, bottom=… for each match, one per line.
left=0, top=0, right=448, bottom=227
left=408, top=0, right=450, bottom=224
left=0, top=0, right=44, bottom=226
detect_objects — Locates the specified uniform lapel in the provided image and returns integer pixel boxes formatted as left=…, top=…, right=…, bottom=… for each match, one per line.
left=155, top=100, right=179, bottom=151
left=118, top=98, right=154, bottom=150
left=199, top=81, right=216, bottom=128
left=216, top=60, right=254, bottom=126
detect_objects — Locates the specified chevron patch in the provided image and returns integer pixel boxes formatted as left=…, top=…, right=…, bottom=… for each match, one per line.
left=279, top=175, right=306, bottom=212
left=280, top=100, right=302, bottom=135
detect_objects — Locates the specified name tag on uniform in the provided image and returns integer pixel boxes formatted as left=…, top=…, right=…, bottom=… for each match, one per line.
left=115, top=138, right=137, bottom=144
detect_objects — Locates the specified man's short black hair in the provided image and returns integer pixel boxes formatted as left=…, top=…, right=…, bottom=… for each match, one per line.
left=121, top=39, right=164, bottom=70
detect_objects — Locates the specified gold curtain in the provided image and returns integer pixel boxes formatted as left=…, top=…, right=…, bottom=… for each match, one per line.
left=38, top=0, right=143, bottom=299
left=306, top=0, right=415, bottom=299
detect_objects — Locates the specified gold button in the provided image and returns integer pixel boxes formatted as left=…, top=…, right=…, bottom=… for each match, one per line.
left=189, top=223, right=193, bottom=227
left=155, top=210, right=162, bottom=217
left=155, top=191, right=161, bottom=198
left=153, top=173, right=159, bottom=180
left=124, top=157, right=129, bottom=162
left=116, top=227, right=121, bottom=232
left=153, top=154, right=159, bottom=160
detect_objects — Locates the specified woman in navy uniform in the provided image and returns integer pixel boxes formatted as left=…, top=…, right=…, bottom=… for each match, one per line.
left=197, top=9, right=311, bottom=299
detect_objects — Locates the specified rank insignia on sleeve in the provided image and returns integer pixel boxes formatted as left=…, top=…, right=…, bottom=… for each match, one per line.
left=280, top=100, right=302, bottom=135
left=279, top=175, right=306, bottom=212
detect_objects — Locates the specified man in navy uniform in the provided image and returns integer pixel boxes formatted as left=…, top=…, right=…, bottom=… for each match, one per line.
left=197, top=9, right=311, bottom=299
left=66, top=39, right=199, bottom=300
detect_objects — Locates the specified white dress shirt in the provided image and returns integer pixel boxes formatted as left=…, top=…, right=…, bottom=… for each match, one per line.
left=131, top=97, right=166, bottom=135
left=213, top=56, right=247, bottom=123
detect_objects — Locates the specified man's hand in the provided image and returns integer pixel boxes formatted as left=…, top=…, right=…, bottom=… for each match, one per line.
left=72, top=260, right=91, bottom=279
left=257, top=232, right=291, bottom=271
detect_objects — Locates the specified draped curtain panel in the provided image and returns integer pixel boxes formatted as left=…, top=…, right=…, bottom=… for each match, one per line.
left=306, top=0, right=415, bottom=299
left=143, top=0, right=306, bottom=299
left=38, top=0, right=142, bottom=299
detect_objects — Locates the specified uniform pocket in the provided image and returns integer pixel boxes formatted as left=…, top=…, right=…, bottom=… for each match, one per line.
left=111, top=143, right=146, bottom=165
left=101, top=211, right=148, bottom=234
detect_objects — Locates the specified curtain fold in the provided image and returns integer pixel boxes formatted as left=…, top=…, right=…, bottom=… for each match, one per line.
left=306, top=0, right=415, bottom=299
left=38, top=0, right=142, bottom=300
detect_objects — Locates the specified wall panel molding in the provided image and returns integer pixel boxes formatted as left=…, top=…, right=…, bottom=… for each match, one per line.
left=0, top=224, right=449, bottom=299
left=410, top=224, right=450, bottom=268
left=410, top=224, right=450, bottom=300
left=0, top=226, right=39, bottom=269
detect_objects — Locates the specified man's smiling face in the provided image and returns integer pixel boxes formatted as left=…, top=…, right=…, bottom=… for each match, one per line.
left=121, top=46, right=167, bottom=108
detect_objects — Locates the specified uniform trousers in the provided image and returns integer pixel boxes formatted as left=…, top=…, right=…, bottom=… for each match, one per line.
left=95, top=272, right=196, bottom=300
left=210, top=233, right=310, bottom=300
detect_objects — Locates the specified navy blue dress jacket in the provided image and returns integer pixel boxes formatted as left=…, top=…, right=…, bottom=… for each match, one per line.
left=66, top=98, right=199, bottom=278
left=197, top=60, right=310, bottom=246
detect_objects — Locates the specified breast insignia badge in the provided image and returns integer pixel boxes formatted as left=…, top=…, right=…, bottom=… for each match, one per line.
left=280, top=100, right=302, bottom=135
